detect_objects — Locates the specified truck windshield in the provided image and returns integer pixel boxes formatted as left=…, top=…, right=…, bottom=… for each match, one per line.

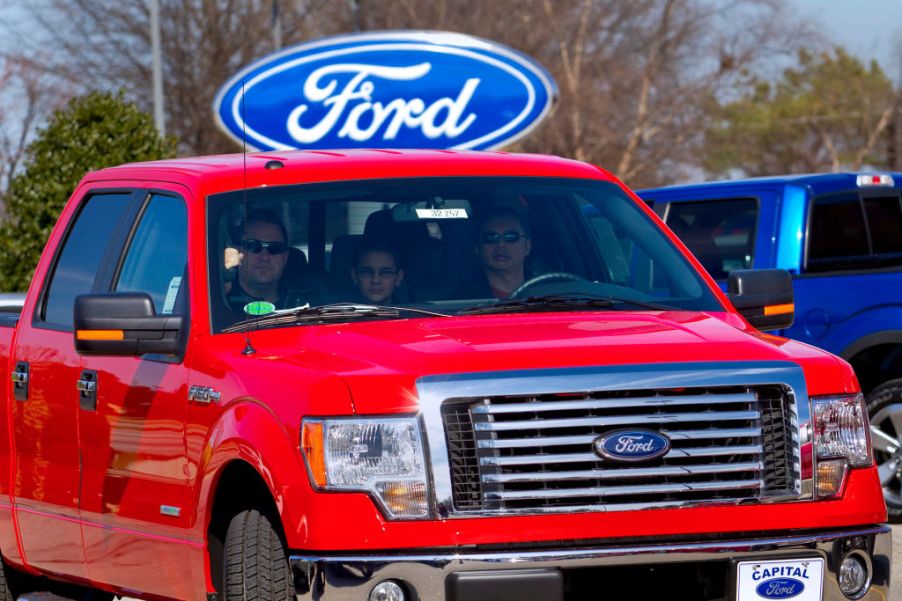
left=207, top=176, right=722, bottom=332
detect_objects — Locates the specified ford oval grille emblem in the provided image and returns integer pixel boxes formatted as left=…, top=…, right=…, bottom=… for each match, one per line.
left=755, top=578, right=805, bottom=599
left=213, top=31, right=557, bottom=151
left=593, top=429, right=671, bottom=463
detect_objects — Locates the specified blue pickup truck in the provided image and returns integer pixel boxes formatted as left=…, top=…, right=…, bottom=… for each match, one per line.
left=640, top=173, right=902, bottom=519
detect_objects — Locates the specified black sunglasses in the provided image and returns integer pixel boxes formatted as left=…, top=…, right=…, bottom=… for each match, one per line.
left=240, top=238, right=288, bottom=254
left=480, top=231, right=527, bottom=244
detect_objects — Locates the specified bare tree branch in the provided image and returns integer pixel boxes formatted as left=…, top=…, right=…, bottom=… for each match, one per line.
left=618, top=0, right=675, bottom=179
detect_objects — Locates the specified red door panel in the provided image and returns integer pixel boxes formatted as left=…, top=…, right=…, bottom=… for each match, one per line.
left=11, top=333, right=88, bottom=579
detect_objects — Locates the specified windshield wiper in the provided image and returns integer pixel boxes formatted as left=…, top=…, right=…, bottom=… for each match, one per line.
left=458, top=293, right=674, bottom=315
left=224, top=303, right=450, bottom=333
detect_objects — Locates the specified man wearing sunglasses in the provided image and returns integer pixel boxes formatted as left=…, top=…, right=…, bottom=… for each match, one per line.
left=224, top=209, right=295, bottom=313
left=455, top=206, right=532, bottom=299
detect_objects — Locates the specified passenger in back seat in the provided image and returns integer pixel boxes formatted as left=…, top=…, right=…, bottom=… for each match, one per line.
left=350, top=239, right=406, bottom=304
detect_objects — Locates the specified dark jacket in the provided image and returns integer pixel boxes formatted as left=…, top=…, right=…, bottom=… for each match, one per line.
left=227, top=277, right=328, bottom=315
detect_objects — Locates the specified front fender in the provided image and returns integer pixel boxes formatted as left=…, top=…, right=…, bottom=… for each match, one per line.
left=194, top=399, right=314, bottom=546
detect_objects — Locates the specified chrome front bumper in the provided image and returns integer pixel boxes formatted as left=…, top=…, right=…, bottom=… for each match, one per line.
left=291, top=526, right=891, bottom=601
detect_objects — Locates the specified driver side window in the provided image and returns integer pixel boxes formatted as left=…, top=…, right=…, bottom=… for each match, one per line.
left=115, top=194, right=188, bottom=315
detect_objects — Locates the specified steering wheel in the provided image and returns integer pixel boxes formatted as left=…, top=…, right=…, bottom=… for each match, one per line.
left=509, top=272, right=586, bottom=299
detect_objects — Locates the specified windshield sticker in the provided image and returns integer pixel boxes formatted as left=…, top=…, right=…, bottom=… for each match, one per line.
left=415, top=208, right=469, bottom=219
left=162, top=277, right=182, bottom=314
left=244, top=300, right=276, bottom=316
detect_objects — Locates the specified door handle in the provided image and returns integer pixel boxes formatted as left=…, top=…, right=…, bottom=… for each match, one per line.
left=77, top=370, right=98, bottom=411
left=76, top=379, right=96, bottom=393
left=12, top=362, right=29, bottom=401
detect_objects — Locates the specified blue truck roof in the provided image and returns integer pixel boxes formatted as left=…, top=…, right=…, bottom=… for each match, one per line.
left=640, top=172, right=902, bottom=198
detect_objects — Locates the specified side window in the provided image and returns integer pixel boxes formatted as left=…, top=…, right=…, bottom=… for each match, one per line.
left=42, top=193, right=132, bottom=328
left=863, top=196, right=902, bottom=255
left=665, top=199, right=758, bottom=280
left=116, top=194, right=188, bottom=314
left=808, top=194, right=868, bottom=269
left=808, top=193, right=902, bottom=272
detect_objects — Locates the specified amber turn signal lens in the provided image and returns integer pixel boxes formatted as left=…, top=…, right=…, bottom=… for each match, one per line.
left=376, top=481, right=427, bottom=517
left=816, top=459, right=847, bottom=498
left=301, top=422, right=327, bottom=488
left=76, top=329, right=124, bottom=340
left=763, top=303, right=794, bottom=316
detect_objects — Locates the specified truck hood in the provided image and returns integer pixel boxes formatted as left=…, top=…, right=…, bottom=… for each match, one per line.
left=258, top=310, right=850, bottom=413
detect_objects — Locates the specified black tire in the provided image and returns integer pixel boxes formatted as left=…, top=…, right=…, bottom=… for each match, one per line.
left=866, top=378, right=902, bottom=522
left=0, top=554, right=34, bottom=601
left=0, top=561, right=13, bottom=601
left=223, top=509, right=293, bottom=601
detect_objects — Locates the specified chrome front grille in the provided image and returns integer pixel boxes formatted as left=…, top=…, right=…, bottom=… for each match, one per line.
left=441, top=384, right=800, bottom=514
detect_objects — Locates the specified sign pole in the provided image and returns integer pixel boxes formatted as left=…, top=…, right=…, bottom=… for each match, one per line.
left=150, top=0, right=166, bottom=137
left=272, top=0, right=282, bottom=51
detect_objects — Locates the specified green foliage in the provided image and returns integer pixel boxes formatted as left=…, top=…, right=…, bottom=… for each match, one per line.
left=0, top=91, right=177, bottom=291
left=703, top=47, right=897, bottom=177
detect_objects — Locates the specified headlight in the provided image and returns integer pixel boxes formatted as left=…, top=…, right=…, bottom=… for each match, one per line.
left=811, top=394, right=872, bottom=498
left=301, top=417, right=429, bottom=519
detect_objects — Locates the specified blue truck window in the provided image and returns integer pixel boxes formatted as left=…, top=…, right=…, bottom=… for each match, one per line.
left=807, top=192, right=902, bottom=272
left=808, top=194, right=868, bottom=270
left=863, top=195, right=902, bottom=255
left=665, top=199, right=757, bottom=280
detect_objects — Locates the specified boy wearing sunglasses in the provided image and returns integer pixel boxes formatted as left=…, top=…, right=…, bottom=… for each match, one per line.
left=456, top=206, right=532, bottom=299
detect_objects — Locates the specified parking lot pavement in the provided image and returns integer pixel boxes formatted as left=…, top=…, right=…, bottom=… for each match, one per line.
left=893, top=523, right=901, bottom=601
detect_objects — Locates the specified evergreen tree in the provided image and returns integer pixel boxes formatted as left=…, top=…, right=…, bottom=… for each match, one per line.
left=0, top=90, right=176, bottom=291
left=703, top=47, right=896, bottom=177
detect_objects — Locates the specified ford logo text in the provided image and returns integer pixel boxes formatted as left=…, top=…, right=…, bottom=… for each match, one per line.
left=755, top=578, right=805, bottom=599
left=213, top=31, right=558, bottom=151
left=594, top=429, right=671, bottom=463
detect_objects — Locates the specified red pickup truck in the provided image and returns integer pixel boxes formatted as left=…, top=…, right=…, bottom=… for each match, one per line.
left=0, top=150, right=889, bottom=601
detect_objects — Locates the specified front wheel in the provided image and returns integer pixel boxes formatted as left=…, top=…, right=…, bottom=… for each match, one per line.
left=867, top=378, right=902, bottom=522
left=223, top=509, right=294, bottom=601
left=0, top=561, right=13, bottom=601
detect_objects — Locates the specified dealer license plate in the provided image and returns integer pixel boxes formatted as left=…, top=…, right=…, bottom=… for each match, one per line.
left=736, top=558, right=824, bottom=601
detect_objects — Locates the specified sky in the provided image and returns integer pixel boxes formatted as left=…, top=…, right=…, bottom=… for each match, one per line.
left=788, top=0, right=902, bottom=81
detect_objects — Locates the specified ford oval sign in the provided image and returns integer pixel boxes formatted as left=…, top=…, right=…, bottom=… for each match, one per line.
left=594, top=429, right=671, bottom=463
left=755, top=578, right=805, bottom=599
left=213, top=31, right=557, bottom=151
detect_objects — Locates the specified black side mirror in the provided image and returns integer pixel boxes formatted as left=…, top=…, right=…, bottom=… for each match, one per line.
left=74, top=292, right=182, bottom=356
left=726, top=269, right=794, bottom=331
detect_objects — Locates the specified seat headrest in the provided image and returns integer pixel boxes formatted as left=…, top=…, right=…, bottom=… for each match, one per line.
left=286, top=246, right=307, bottom=270
left=329, top=234, right=364, bottom=289
left=365, top=209, right=432, bottom=242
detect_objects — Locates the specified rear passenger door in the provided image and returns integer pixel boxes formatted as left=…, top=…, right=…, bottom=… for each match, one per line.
left=783, top=190, right=902, bottom=354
